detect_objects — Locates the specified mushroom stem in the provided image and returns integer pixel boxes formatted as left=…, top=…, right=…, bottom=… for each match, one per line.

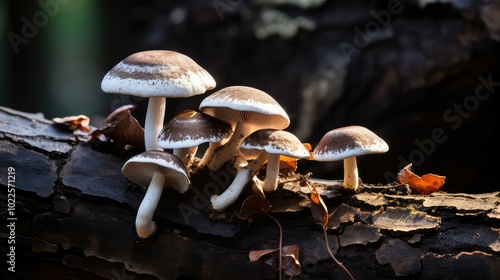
left=205, top=123, right=253, bottom=171
left=210, top=151, right=269, bottom=212
left=135, top=172, right=165, bottom=238
left=262, top=154, right=281, bottom=192
left=144, top=97, right=166, bottom=150
left=342, top=156, right=359, bottom=192
left=196, top=141, right=223, bottom=170
left=173, top=146, right=198, bottom=168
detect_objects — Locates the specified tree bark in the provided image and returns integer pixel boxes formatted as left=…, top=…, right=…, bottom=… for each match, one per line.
left=1, top=106, right=499, bottom=280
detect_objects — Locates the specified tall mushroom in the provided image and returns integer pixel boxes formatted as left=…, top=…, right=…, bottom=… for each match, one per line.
left=122, top=150, right=190, bottom=238
left=101, top=50, right=216, bottom=150
left=210, top=129, right=308, bottom=212
left=198, top=86, right=290, bottom=171
left=241, top=129, right=310, bottom=192
left=157, top=109, right=232, bottom=168
left=312, top=125, right=389, bottom=192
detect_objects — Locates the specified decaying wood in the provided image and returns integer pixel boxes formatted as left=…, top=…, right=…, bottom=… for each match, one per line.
left=1, top=106, right=499, bottom=280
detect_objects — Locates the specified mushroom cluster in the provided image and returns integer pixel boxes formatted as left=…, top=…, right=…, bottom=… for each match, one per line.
left=102, top=49, right=389, bottom=238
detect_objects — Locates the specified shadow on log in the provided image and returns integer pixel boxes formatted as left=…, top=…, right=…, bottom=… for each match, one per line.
left=1, top=106, right=499, bottom=279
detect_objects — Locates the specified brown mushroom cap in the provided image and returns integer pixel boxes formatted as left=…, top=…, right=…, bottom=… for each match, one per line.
left=122, top=150, right=190, bottom=193
left=157, top=110, right=232, bottom=149
left=199, top=86, right=290, bottom=130
left=101, top=50, right=216, bottom=97
left=313, top=125, right=389, bottom=161
left=241, top=129, right=310, bottom=159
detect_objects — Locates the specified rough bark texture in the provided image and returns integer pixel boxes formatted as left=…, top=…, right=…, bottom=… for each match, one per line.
left=1, top=106, right=500, bottom=279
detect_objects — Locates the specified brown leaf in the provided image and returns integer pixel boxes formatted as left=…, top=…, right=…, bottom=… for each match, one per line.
left=310, top=184, right=329, bottom=226
left=237, top=195, right=271, bottom=220
left=92, top=105, right=145, bottom=151
left=397, top=163, right=446, bottom=195
left=52, top=115, right=91, bottom=132
left=248, top=245, right=302, bottom=277
left=249, top=248, right=278, bottom=262
left=282, top=245, right=302, bottom=277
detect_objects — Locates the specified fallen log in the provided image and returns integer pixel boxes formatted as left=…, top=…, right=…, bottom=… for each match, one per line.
left=0, top=106, right=499, bottom=280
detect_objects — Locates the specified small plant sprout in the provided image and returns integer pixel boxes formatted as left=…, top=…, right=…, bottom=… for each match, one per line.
left=122, top=150, right=190, bottom=238
left=101, top=50, right=216, bottom=150
left=313, top=125, right=389, bottom=192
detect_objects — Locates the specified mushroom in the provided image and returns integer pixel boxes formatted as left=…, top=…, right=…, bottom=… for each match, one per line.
left=210, top=129, right=308, bottom=211
left=312, top=125, right=389, bottom=192
left=101, top=50, right=216, bottom=150
left=157, top=109, right=232, bottom=168
left=198, top=86, right=290, bottom=171
left=122, top=150, right=190, bottom=238
left=241, top=129, right=310, bottom=192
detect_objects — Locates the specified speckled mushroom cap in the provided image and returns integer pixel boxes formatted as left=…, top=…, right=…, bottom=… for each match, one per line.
left=199, top=86, right=290, bottom=130
left=157, top=110, right=232, bottom=149
left=101, top=50, right=216, bottom=97
left=122, top=150, right=190, bottom=193
left=241, top=129, right=310, bottom=158
left=313, top=125, right=389, bottom=161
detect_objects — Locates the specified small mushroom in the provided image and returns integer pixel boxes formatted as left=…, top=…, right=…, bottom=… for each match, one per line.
left=122, top=150, right=190, bottom=238
left=101, top=50, right=216, bottom=150
left=313, top=125, right=389, bottom=192
left=157, top=109, right=232, bottom=167
left=199, top=86, right=290, bottom=171
left=210, top=130, right=308, bottom=211
left=241, top=129, right=310, bottom=192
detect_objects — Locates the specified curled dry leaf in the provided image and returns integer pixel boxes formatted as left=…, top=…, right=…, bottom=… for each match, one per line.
left=237, top=195, right=271, bottom=221
left=282, top=244, right=302, bottom=277
left=91, top=104, right=145, bottom=151
left=249, top=245, right=302, bottom=277
left=310, top=184, right=329, bottom=227
left=52, top=115, right=91, bottom=133
left=397, top=163, right=446, bottom=195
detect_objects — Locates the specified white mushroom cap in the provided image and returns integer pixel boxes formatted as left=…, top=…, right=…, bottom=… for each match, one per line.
left=241, top=129, right=309, bottom=192
left=101, top=50, right=216, bottom=98
left=197, top=86, right=290, bottom=171
left=101, top=50, right=216, bottom=151
left=122, top=150, right=190, bottom=193
left=241, top=129, right=310, bottom=159
left=157, top=110, right=232, bottom=149
left=313, top=125, right=389, bottom=161
left=199, top=85, right=290, bottom=131
left=122, top=150, right=190, bottom=238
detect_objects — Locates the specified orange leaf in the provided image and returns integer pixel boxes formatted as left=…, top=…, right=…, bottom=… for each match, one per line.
left=310, top=185, right=329, bottom=226
left=52, top=115, right=91, bottom=132
left=397, top=163, right=446, bottom=195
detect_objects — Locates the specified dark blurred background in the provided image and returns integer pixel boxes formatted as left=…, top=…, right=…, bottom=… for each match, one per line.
left=2, top=0, right=499, bottom=193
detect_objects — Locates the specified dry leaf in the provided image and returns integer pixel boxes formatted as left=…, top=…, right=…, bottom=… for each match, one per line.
left=397, top=163, right=446, bottom=195
left=249, top=245, right=302, bottom=277
left=282, top=245, right=302, bottom=277
left=249, top=248, right=278, bottom=262
left=52, top=115, right=91, bottom=132
left=237, top=195, right=271, bottom=221
left=92, top=105, right=145, bottom=151
left=310, top=184, right=329, bottom=226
